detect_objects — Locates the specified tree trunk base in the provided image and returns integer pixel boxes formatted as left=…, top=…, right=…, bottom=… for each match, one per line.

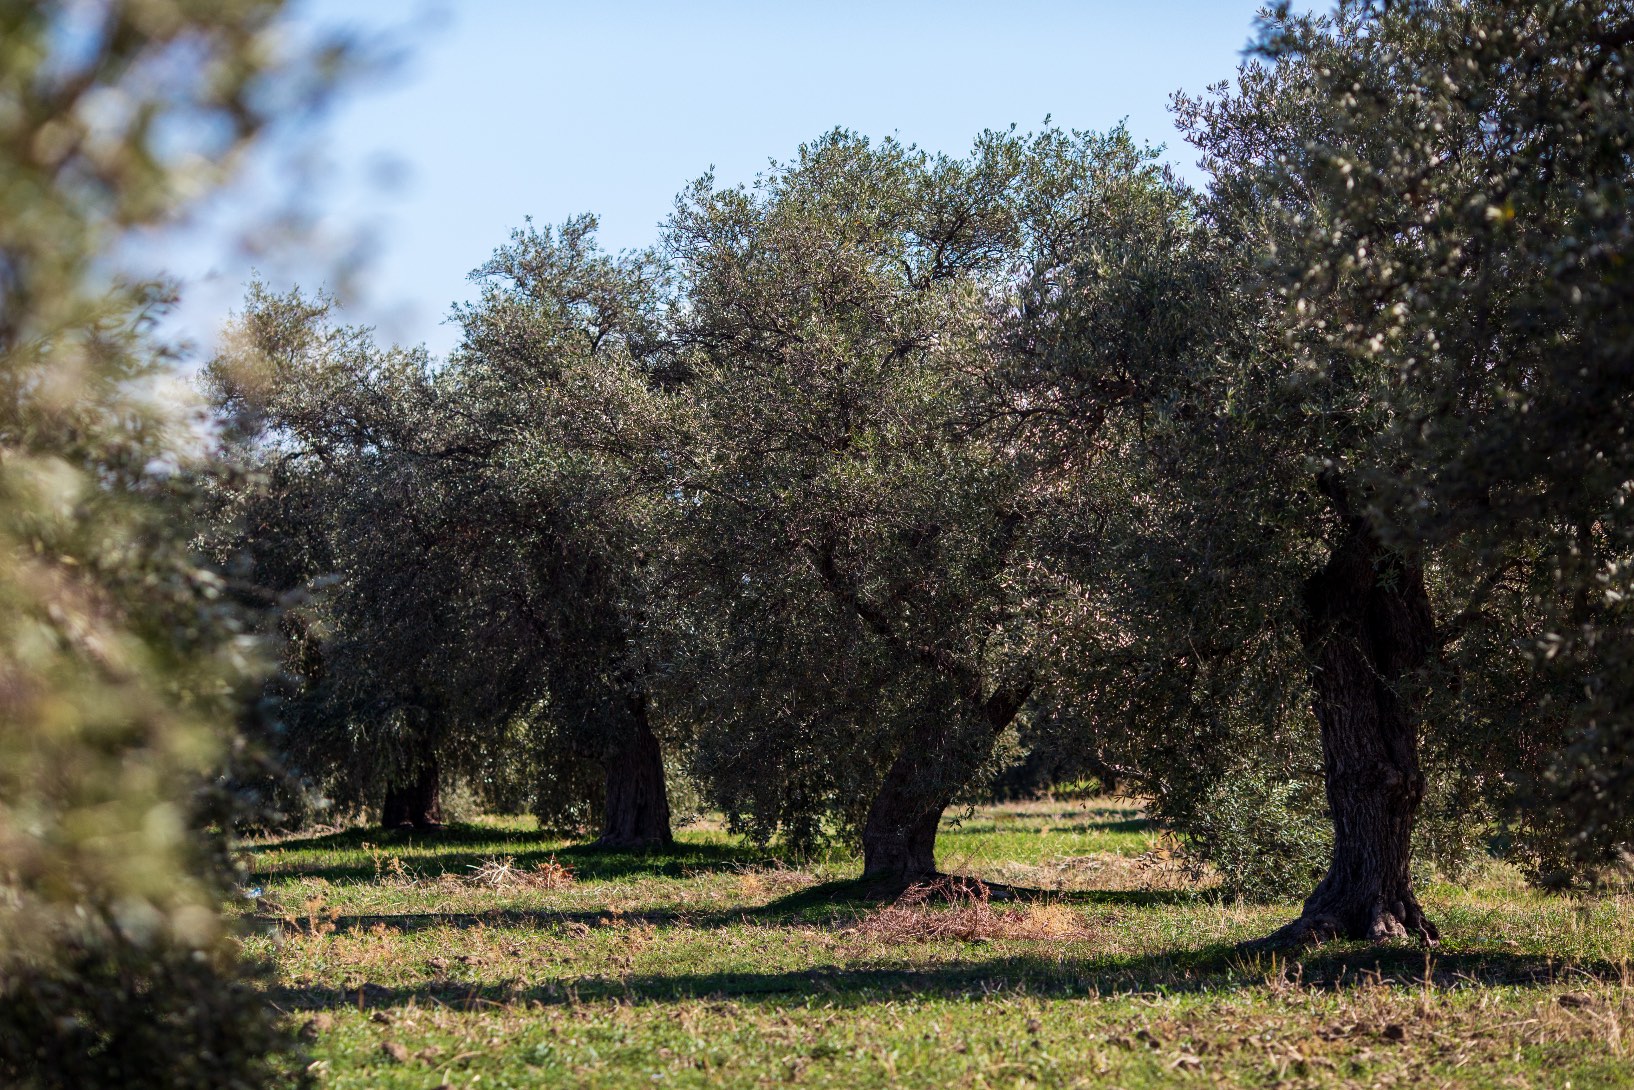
left=383, top=816, right=446, bottom=834
left=595, top=705, right=672, bottom=851
left=857, top=867, right=942, bottom=900
left=859, top=753, right=946, bottom=895
left=381, top=759, right=444, bottom=832
left=855, top=872, right=1028, bottom=904
left=1247, top=895, right=1439, bottom=950
left=859, top=834, right=941, bottom=897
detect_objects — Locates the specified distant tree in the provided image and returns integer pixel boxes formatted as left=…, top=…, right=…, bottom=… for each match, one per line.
left=0, top=1, right=348, bottom=1086
left=208, top=286, right=472, bottom=831
left=659, top=131, right=1034, bottom=886
left=448, top=215, right=680, bottom=847
left=209, top=217, right=680, bottom=846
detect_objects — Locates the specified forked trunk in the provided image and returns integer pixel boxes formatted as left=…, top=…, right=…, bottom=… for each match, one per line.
left=595, top=697, right=672, bottom=849
left=805, top=538, right=1033, bottom=891
left=1258, top=518, right=1439, bottom=948
left=382, top=756, right=443, bottom=831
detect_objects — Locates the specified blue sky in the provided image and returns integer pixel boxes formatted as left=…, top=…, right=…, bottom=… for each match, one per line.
left=155, top=1, right=1307, bottom=359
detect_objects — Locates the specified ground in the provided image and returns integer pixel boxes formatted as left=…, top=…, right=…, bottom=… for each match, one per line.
left=236, top=799, right=1634, bottom=1089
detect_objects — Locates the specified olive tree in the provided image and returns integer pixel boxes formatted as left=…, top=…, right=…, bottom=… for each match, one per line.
left=662, top=128, right=1172, bottom=886
left=1244, top=0, right=1634, bottom=879
left=1189, top=0, right=1634, bottom=939
left=1020, top=0, right=1634, bottom=945
left=210, top=217, right=680, bottom=846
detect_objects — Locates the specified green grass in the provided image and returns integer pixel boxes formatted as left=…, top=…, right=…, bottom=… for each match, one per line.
left=236, top=799, right=1634, bottom=1089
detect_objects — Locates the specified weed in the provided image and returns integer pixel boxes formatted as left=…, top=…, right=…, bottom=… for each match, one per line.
left=463, top=854, right=576, bottom=890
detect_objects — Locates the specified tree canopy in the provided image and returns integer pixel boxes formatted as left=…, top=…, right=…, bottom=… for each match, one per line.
left=200, top=0, right=1634, bottom=952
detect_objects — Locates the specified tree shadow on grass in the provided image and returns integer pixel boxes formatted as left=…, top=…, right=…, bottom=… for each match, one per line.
left=244, top=826, right=776, bottom=885
left=245, top=824, right=1162, bottom=891
left=274, top=944, right=1627, bottom=1015
left=247, top=876, right=882, bottom=937
left=942, top=816, right=1154, bottom=837
left=246, top=876, right=1211, bottom=939
left=746, top=878, right=1203, bottom=918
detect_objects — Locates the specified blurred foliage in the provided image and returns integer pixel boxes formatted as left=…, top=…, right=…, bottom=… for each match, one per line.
left=0, top=1, right=350, bottom=1086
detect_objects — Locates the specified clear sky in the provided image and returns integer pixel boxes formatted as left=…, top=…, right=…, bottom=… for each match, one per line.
left=154, top=1, right=1306, bottom=359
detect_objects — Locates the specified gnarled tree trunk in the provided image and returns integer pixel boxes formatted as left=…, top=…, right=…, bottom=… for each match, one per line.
left=1259, top=516, right=1439, bottom=948
left=382, top=755, right=443, bottom=831
left=804, top=538, right=1033, bottom=891
left=860, top=740, right=951, bottom=889
left=860, top=684, right=1031, bottom=891
left=595, top=697, right=672, bottom=849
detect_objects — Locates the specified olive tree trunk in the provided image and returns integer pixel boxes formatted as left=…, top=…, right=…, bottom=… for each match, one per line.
left=1260, top=518, right=1439, bottom=947
left=859, top=685, right=1031, bottom=891
left=594, top=697, right=672, bottom=849
left=381, top=755, right=443, bottom=831
left=859, top=738, right=951, bottom=888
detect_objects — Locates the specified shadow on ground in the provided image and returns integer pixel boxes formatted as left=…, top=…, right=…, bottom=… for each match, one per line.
left=245, top=826, right=776, bottom=885
left=246, top=815, right=1155, bottom=886
left=273, top=945, right=1625, bottom=1014
left=247, top=877, right=878, bottom=937
left=247, top=874, right=1209, bottom=939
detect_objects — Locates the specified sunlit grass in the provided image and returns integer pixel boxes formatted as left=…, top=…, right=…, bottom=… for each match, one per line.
left=238, top=798, right=1634, bottom=1089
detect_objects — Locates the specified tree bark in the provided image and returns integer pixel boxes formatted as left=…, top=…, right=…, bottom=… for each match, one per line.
left=381, top=756, right=443, bottom=831
left=860, top=739, right=952, bottom=889
left=1258, top=516, right=1439, bottom=948
left=594, top=697, right=673, bottom=849
left=860, top=684, right=1031, bottom=891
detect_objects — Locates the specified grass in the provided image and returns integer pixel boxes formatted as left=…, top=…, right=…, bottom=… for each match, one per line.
left=235, top=798, right=1634, bottom=1089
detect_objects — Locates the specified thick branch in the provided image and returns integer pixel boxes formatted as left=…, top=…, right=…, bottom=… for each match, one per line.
left=800, top=538, right=1032, bottom=730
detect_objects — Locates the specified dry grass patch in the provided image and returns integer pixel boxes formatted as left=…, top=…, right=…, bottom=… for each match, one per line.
left=462, top=854, right=575, bottom=890
left=731, top=862, right=816, bottom=900
left=851, top=877, right=1095, bottom=943
left=1055, top=847, right=1200, bottom=890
